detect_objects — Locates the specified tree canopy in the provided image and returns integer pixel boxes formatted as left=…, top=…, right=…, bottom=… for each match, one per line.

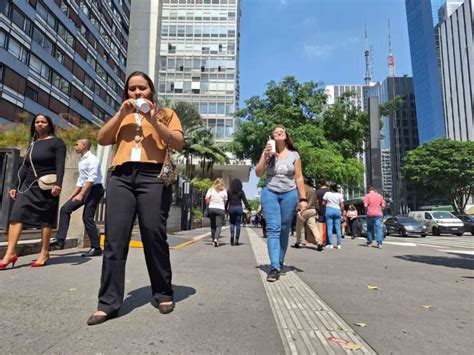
left=403, top=138, right=474, bottom=214
left=230, top=76, right=368, bottom=188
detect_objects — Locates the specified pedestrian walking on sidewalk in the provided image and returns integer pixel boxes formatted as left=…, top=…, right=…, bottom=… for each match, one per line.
left=227, top=178, right=251, bottom=246
left=316, top=179, right=330, bottom=245
left=205, top=178, right=228, bottom=247
left=256, top=126, right=308, bottom=282
left=86, top=71, right=184, bottom=326
left=0, top=114, right=66, bottom=269
left=364, top=186, right=385, bottom=248
left=294, top=177, right=323, bottom=251
left=322, top=184, right=344, bottom=249
left=50, top=139, right=104, bottom=256
left=347, top=204, right=358, bottom=239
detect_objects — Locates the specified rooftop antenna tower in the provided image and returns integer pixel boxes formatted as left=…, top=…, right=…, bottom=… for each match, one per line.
left=364, top=25, right=374, bottom=85
left=388, top=19, right=395, bottom=77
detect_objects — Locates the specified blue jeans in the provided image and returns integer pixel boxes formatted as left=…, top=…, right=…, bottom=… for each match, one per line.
left=261, top=187, right=298, bottom=270
left=228, top=205, right=243, bottom=240
left=325, top=207, right=342, bottom=246
left=367, top=216, right=383, bottom=245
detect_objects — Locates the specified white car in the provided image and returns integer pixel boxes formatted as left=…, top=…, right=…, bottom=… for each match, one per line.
left=408, top=211, right=465, bottom=236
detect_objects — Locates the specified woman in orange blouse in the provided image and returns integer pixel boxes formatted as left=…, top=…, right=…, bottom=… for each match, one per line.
left=87, top=71, right=184, bottom=326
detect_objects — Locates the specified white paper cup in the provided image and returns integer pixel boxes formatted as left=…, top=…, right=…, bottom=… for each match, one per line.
left=134, top=98, right=150, bottom=113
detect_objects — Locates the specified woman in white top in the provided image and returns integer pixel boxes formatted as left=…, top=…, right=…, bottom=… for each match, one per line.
left=322, top=184, right=344, bottom=249
left=347, top=204, right=358, bottom=239
left=205, top=178, right=228, bottom=247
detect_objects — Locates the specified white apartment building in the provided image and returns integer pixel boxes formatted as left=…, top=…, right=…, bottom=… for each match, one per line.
left=127, top=0, right=250, bottom=182
left=437, top=0, right=473, bottom=141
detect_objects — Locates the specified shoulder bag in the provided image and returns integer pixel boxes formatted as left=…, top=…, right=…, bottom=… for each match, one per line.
left=30, top=142, right=57, bottom=190
left=158, top=133, right=177, bottom=187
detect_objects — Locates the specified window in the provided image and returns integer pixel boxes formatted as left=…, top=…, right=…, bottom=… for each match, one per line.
left=52, top=71, right=70, bottom=95
left=11, top=7, right=32, bottom=35
left=36, top=2, right=56, bottom=28
left=0, top=30, right=7, bottom=49
left=57, top=23, right=74, bottom=47
left=25, top=85, right=39, bottom=101
left=8, top=38, right=29, bottom=64
left=29, top=55, right=50, bottom=80
left=32, top=28, right=54, bottom=55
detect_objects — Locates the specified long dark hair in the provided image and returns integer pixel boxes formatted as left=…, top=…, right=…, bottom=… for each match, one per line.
left=122, top=71, right=157, bottom=102
left=30, top=114, right=55, bottom=141
left=229, top=178, right=243, bottom=193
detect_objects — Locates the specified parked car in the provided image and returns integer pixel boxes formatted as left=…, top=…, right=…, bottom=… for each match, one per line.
left=455, top=215, right=474, bottom=235
left=352, top=215, right=387, bottom=239
left=384, top=216, right=427, bottom=237
left=408, top=211, right=465, bottom=236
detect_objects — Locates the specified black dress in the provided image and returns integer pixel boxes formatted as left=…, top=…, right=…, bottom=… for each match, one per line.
left=10, top=137, right=66, bottom=227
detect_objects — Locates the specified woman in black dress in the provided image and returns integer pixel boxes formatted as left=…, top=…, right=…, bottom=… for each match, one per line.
left=0, top=114, right=66, bottom=269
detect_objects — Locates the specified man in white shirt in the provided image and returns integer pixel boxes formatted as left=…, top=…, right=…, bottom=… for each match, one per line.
left=51, top=139, right=104, bottom=256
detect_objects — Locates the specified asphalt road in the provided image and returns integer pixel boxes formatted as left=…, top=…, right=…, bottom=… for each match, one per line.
left=0, top=227, right=472, bottom=354
left=285, top=232, right=474, bottom=354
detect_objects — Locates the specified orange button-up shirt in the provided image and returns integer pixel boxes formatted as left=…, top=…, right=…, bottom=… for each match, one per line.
left=111, top=108, right=183, bottom=167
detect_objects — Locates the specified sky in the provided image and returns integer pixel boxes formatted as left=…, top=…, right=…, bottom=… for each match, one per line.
left=239, top=0, right=413, bottom=199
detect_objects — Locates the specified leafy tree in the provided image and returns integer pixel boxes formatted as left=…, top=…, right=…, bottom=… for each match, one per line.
left=320, top=92, right=369, bottom=159
left=247, top=198, right=261, bottom=211
left=403, top=139, right=474, bottom=214
left=231, top=76, right=367, bottom=188
left=173, top=102, right=229, bottom=178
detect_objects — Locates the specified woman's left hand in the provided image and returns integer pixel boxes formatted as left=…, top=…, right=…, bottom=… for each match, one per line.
left=51, top=185, right=62, bottom=197
left=298, top=201, right=308, bottom=212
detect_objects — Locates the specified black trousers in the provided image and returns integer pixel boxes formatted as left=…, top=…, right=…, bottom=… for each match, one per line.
left=97, top=163, right=172, bottom=314
left=56, top=184, right=104, bottom=248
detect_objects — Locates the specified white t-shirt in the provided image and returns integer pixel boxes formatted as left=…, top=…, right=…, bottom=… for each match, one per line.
left=322, top=191, right=344, bottom=209
left=206, top=188, right=227, bottom=210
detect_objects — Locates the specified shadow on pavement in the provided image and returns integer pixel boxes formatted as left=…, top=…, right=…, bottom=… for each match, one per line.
left=257, top=264, right=304, bottom=274
left=48, top=252, right=92, bottom=266
left=119, top=284, right=196, bottom=317
left=395, top=253, right=474, bottom=270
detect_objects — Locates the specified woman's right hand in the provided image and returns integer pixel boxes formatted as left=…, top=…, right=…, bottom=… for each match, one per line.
left=262, top=143, right=273, bottom=159
left=117, top=98, right=136, bottom=118
left=9, top=189, right=17, bottom=200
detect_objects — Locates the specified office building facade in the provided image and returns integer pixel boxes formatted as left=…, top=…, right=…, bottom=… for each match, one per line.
left=127, top=0, right=249, bottom=183
left=325, top=84, right=366, bottom=111
left=369, top=77, right=419, bottom=214
left=155, top=0, right=240, bottom=142
left=437, top=0, right=473, bottom=142
left=0, top=0, right=130, bottom=127
left=405, top=0, right=446, bottom=144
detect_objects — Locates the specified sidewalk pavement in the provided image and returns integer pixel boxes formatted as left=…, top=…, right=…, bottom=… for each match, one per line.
left=9, top=224, right=466, bottom=354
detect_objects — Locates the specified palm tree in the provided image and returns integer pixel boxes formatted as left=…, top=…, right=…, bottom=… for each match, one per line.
left=172, top=102, right=230, bottom=178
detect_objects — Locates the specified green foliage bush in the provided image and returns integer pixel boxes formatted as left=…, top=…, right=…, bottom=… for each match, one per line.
left=0, top=123, right=99, bottom=148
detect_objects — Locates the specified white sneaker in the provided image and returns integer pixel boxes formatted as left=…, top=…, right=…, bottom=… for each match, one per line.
left=336, top=245, right=341, bottom=249
left=326, top=245, right=334, bottom=249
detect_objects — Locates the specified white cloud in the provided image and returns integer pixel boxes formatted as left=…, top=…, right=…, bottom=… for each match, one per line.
left=303, top=44, right=334, bottom=59
left=303, top=36, right=361, bottom=60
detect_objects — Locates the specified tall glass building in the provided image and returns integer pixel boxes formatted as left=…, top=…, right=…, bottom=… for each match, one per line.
left=405, top=0, right=446, bottom=144
left=156, top=0, right=240, bottom=142
left=0, top=0, right=130, bottom=127
left=369, top=77, right=419, bottom=214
